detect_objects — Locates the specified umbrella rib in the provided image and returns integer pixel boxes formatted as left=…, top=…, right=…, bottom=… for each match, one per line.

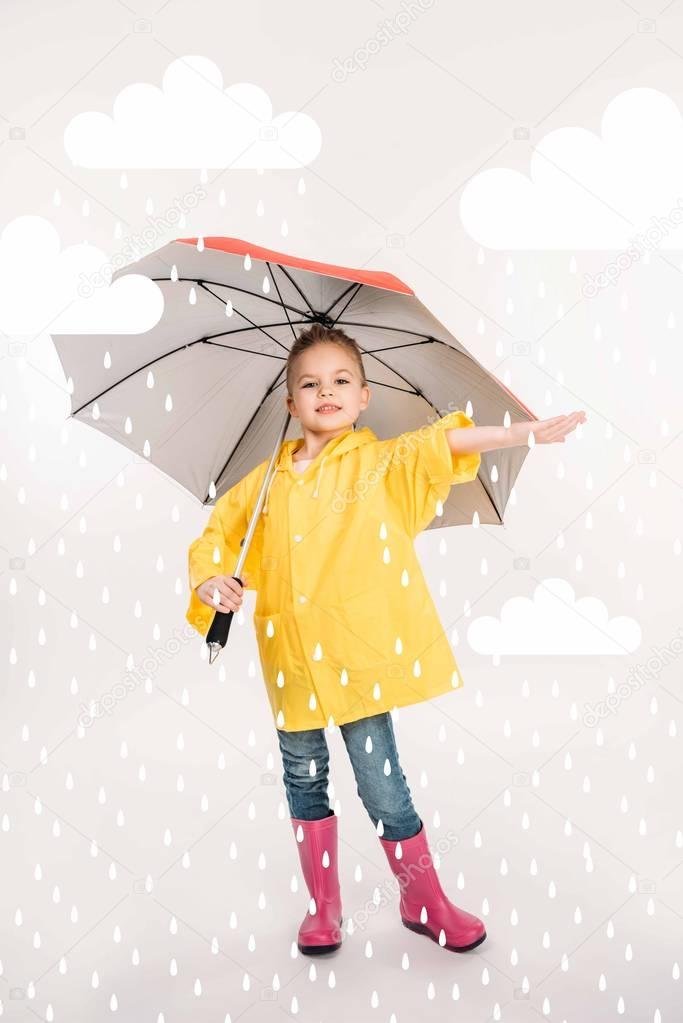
left=70, top=333, right=298, bottom=417
left=325, top=281, right=364, bottom=320
left=273, top=264, right=316, bottom=315
left=334, top=321, right=440, bottom=342
left=69, top=338, right=208, bottom=416
left=202, top=341, right=292, bottom=358
left=473, top=470, right=501, bottom=521
left=336, top=328, right=534, bottom=421
left=198, top=282, right=292, bottom=355
left=266, top=261, right=304, bottom=343
left=210, top=363, right=289, bottom=500
left=359, top=348, right=433, bottom=410
left=201, top=320, right=318, bottom=342
left=70, top=331, right=426, bottom=419
left=151, top=276, right=311, bottom=320
left=361, top=339, right=436, bottom=354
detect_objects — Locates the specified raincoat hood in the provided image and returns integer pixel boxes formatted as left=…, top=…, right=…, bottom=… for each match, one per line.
left=263, top=424, right=377, bottom=512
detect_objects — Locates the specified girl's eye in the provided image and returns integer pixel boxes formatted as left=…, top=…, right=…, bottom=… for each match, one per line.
left=303, top=378, right=349, bottom=387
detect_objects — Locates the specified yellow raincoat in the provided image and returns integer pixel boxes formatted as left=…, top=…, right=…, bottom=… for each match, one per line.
left=186, top=411, right=481, bottom=731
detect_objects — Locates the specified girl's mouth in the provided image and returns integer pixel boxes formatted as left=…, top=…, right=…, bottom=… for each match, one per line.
left=316, top=405, right=341, bottom=414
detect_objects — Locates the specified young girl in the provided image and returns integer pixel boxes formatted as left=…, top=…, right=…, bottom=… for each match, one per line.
left=186, top=323, right=586, bottom=956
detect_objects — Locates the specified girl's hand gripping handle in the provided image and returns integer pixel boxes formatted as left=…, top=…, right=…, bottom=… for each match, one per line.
left=195, top=572, right=251, bottom=664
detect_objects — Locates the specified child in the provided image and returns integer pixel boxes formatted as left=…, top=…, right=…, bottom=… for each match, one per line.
left=186, top=323, right=586, bottom=956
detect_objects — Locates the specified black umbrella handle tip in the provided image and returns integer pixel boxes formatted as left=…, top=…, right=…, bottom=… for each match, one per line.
left=205, top=574, right=244, bottom=659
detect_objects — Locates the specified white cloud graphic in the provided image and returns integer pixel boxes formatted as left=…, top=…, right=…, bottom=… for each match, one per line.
left=0, top=216, right=163, bottom=335
left=467, top=578, right=641, bottom=657
left=64, top=55, right=321, bottom=169
left=459, top=87, right=683, bottom=250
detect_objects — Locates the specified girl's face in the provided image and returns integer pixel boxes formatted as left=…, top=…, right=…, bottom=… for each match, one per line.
left=287, top=344, right=370, bottom=436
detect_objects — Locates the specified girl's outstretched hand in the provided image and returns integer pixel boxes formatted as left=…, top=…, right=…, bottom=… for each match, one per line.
left=526, top=411, right=587, bottom=445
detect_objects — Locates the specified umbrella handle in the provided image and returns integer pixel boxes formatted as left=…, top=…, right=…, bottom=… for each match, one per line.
left=206, top=574, right=243, bottom=663
left=204, top=408, right=292, bottom=665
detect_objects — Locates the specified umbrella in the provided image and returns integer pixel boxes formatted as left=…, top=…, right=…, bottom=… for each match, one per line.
left=50, top=236, right=537, bottom=662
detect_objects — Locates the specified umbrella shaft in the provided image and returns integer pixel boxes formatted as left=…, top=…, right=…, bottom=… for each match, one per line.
left=232, top=409, right=291, bottom=578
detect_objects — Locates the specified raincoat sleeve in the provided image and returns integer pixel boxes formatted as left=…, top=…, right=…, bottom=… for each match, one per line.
left=185, top=465, right=266, bottom=638
left=383, top=410, right=481, bottom=538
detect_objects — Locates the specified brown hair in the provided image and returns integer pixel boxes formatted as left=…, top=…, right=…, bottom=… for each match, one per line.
left=286, top=322, right=368, bottom=396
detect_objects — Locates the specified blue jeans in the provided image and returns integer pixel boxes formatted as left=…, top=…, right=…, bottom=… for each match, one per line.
left=276, top=711, right=422, bottom=841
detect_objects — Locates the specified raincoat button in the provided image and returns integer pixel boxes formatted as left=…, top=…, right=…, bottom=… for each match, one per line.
left=294, top=534, right=302, bottom=542
left=299, top=595, right=307, bottom=603
left=297, top=479, right=304, bottom=485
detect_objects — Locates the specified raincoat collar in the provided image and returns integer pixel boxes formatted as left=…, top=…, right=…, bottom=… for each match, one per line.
left=263, top=424, right=377, bottom=512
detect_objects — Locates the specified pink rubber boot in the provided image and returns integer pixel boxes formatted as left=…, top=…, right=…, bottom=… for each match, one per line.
left=290, top=811, right=343, bottom=954
left=379, top=818, right=486, bottom=952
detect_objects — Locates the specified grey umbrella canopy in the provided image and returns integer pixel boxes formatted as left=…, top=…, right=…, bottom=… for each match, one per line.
left=50, top=235, right=537, bottom=528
